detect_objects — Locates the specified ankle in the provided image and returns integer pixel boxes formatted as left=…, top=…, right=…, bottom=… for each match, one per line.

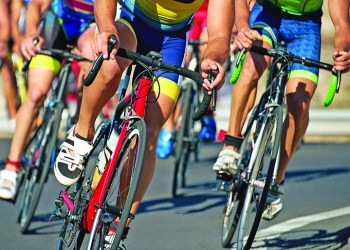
left=73, top=125, right=94, bottom=141
left=5, top=159, right=22, bottom=172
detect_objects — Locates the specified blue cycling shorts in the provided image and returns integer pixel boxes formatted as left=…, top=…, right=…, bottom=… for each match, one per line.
left=249, top=3, right=322, bottom=83
left=117, top=10, right=188, bottom=101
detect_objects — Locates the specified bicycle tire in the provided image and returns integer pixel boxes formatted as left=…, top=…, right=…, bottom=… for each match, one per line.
left=236, top=106, right=283, bottom=250
left=87, top=118, right=147, bottom=250
left=16, top=122, right=43, bottom=222
left=57, top=121, right=110, bottom=250
left=19, top=104, right=63, bottom=233
left=221, top=107, right=258, bottom=248
left=172, top=82, right=194, bottom=197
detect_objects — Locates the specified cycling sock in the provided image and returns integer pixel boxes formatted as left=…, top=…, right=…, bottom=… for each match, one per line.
left=75, top=133, right=93, bottom=143
left=223, top=134, right=243, bottom=148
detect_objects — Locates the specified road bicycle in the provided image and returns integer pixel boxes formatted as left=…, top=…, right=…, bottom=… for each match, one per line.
left=220, top=42, right=341, bottom=249
left=171, top=39, right=216, bottom=197
left=51, top=35, right=212, bottom=250
left=16, top=47, right=90, bottom=233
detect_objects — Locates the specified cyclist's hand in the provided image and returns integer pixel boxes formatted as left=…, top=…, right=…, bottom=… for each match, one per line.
left=21, top=35, right=42, bottom=60
left=234, top=27, right=262, bottom=50
left=332, top=50, right=350, bottom=73
left=200, top=58, right=225, bottom=94
left=93, top=29, right=120, bottom=60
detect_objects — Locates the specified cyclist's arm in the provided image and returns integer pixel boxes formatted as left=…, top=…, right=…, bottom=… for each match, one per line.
left=329, top=0, right=350, bottom=51
left=329, top=0, right=350, bottom=72
left=201, top=0, right=234, bottom=92
left=94, top=0, right=119, bottom=59
left=11, top=0, right=24, bottom=54
left=234, top=0, right=261, bottom=50
left=0, top=0, right=10, bottom=58
left=22, top=0, right=51, bottom=59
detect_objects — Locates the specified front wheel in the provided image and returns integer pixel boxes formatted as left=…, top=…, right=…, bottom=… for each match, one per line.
left=88, top=119, right=147, bottom=250
left=236, top=106, right=283, bottom=250
left=19, top=106, right=61, bottom=233
left=172, top=82, right=195, bottom=197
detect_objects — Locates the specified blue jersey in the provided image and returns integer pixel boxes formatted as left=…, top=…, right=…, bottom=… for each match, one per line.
left=51, top=0, right=95, bottom=38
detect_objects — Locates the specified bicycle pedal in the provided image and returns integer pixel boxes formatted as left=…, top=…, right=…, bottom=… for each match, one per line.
left=215, top=179, right=232, bottom=192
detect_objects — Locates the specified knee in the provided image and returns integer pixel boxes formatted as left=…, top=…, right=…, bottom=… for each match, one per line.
left=146, top=123, right=162, bottom=152
left=25, top=88, right=46, bottom=109
left=286, top=94, right=310, bottom=125
left=239, top=64, right=261, bottom=84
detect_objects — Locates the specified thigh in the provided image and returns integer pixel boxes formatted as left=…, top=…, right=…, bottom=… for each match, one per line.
left=27, top=67, right=56, bottom=98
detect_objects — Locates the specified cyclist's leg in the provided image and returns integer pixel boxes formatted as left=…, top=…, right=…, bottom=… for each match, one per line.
left=213, top=44, right=270, bottom=175
left=0, top=12, right=64, bottom=200
left=128, top=25, right=184, bottom=220
left=0, top=61, right=57, bottom=200
left=276, top=18, right=321, bottom=184
left=54, top=19, right=137, bottom=186
left=1, top=56, right=18, bottom=130
left=263, top=17, right=321, bottom=219
left=213, top=3, right=275, bottom=180
left=70, top=25, right=96, bottom=124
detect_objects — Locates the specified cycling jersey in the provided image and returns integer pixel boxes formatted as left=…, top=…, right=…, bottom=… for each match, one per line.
left=188, top=0, right=208, bottom=40
left=51, top=0, right=95, bottom=39
left=265, top=0, right=322, bottom=14
left=121, top=0, right=205, bottom=31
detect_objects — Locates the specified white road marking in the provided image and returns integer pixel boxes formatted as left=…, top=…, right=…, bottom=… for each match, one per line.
left=257, top=206, right=350, bottom=238
left=230, top=206, right=350, bottom=249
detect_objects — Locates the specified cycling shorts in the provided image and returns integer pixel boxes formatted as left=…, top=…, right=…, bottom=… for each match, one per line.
left=118, top=11, right=188, bottom=102
left=188, top=8, right=208, bottom=41
left=29, top=10, right=91, bottom=74
left=250, top=3, right=322, bottom=83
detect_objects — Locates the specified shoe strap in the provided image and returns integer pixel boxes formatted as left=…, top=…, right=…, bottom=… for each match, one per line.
left=219, top=149, right=241, bottom=160
left=62, top=134, right=93, bottom=156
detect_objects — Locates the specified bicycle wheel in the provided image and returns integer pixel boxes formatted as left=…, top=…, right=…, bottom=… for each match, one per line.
left=172, top=82, right=194, bottom=197
left=87, top=118, right=147, bottom=250
left=16, top=122, right=43, bottom=222
left=19, top=104, right=63, bottom=233
left=236, top=106, right=283, bottom=250
left=221, top=107, right=257, bottom=248
left=57, top=121, right=110, bottom=250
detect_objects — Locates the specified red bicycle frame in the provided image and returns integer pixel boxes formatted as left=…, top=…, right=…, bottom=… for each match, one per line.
left=81, top=76, right=152, bottom=231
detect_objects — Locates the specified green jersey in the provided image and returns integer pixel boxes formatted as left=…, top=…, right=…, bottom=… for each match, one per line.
left=267, top=0, right=323, bottom=14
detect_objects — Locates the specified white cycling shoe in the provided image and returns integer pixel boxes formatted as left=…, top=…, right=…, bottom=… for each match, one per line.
left=212, top=148, right=241, bottom=175
left=0, top=169, right=19, bottom=200
left=54, top=127, right=92, bottom=186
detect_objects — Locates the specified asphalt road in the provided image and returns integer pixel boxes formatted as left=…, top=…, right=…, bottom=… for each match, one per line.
left=0, top=138, right=349, bottom=250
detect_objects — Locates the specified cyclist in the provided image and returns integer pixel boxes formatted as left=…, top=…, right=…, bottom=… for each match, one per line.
left=54, top=0, right=234, bottom=246
left=0, top=0, right=19, bottom=133
left=213, top=0, right=350, bottom=220
left=156, top=0, right=217, bottom=159
left=0, top=0, right=95, bottom=200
